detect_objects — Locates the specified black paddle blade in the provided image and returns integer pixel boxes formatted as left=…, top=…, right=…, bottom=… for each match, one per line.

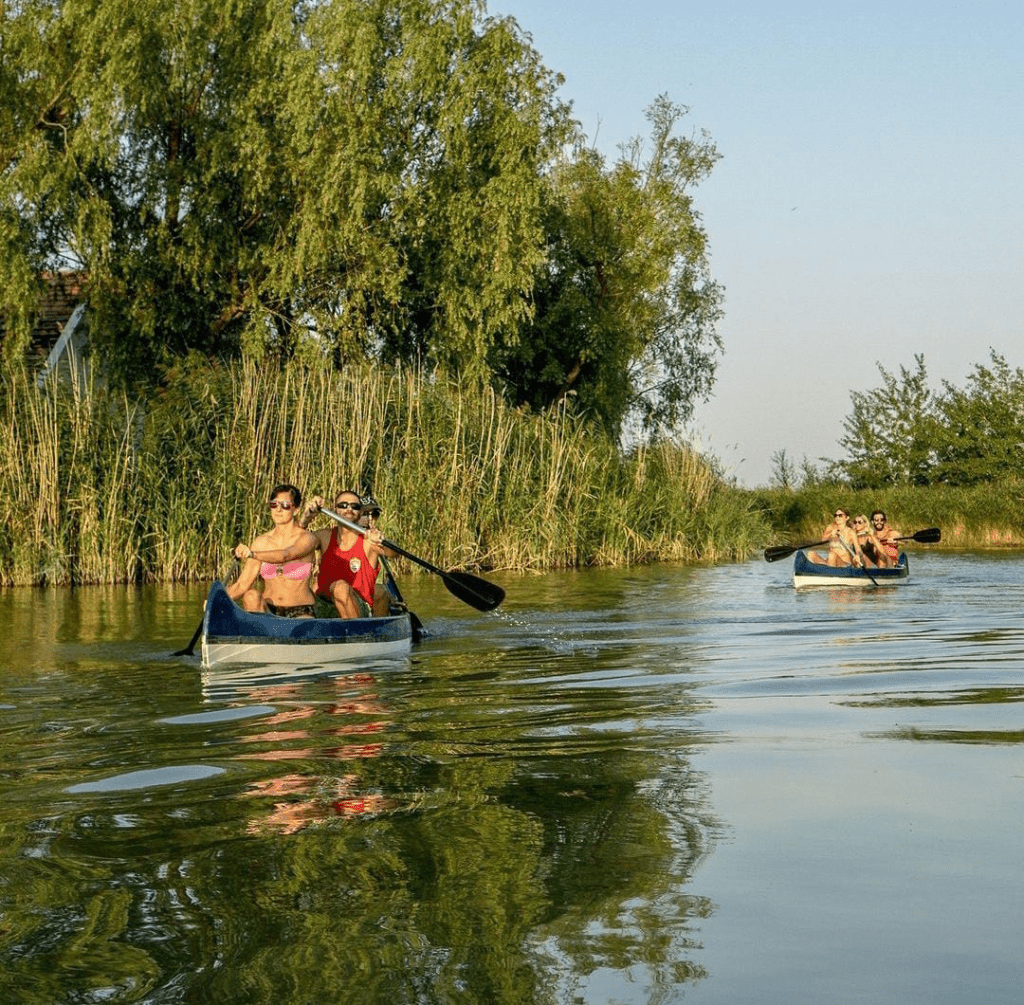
left=910, top=527, right=941, bottom=543
left=172, top=621, right=203, bottom=657
left=441, top=570, right=505, bottom=611
left=764, top=539, right=828, bottom=563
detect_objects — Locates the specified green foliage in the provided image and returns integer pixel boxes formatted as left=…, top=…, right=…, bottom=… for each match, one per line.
left=769, top=448, right=797, bottom=490
left=494, top=95, right=724, bottom=437
left=838, top=354, right=936, bottom=488
left=835, top=350, right=1024, bottom=488
left=931, top=353, right=1024, bottom=485
left=0, top=0, right=571, bottom=385
left=2, top=3, right=726, bottom=436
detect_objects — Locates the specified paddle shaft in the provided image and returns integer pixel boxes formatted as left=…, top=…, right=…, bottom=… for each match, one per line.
left=172, top=557, right=240, bottom=656
left=764, top=526, right=940, bottom=563
left=322, top=507, right=451, bottom=575
left=838, top=533, right=879, bottom=584
left=319, top=507, right=504, bottom=611
left=379, top=553, right=425, bottom=637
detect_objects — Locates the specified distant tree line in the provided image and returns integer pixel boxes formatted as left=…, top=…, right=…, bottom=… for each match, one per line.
left=0, top=0, right=723, bottom=440
left=837, top=351, right=1024, bottom=488
left=771, top=351, right=1024, bottom=490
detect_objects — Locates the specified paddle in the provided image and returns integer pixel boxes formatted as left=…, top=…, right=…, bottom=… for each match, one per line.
left=894, top=527, right=941, bottom=544
left=838, top=533, right=879, bottom=585
left=320, top=507, right=505, bottom=612
left=380, top=553, right=426, bottom=638
left=172, top=558, right=240, bottom=657
left=172, top=620, right=205, bottom=658
left=763, top=527, right=941, bottom=563
left=763, top=538, right=830, bottom=563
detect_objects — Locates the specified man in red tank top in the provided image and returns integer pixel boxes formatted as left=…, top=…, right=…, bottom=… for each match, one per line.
left=299, top=490, right=385, bottom=618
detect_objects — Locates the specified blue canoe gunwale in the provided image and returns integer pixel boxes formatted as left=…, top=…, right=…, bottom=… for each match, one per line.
left=793, top=550, right=909, bottom=588
left=201, top=580, right=414, bottom=668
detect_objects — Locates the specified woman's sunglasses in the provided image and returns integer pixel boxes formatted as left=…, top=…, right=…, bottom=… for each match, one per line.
left=268, top=500, right=294, bottom=510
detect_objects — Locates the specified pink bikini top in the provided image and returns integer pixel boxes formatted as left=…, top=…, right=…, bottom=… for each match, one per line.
left=260, top=560, right=313, bottom=581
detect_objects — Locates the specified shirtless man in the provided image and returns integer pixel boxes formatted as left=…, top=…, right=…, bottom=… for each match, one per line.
left=871, top=510, right=900, bottom=566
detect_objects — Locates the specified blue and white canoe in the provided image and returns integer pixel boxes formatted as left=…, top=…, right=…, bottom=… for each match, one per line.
left=201, top=580, right=414, bottom=668
left=793, top=550, right=909, bottom=588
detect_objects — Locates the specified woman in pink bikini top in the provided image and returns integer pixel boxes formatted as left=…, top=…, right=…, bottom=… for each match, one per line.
left=227, top=483, right=319, bottom=617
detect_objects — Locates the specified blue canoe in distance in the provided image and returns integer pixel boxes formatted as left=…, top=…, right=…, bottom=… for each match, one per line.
left=793, top=550, right=909, bottom=588
left=201, top=580, right=414, bottom=668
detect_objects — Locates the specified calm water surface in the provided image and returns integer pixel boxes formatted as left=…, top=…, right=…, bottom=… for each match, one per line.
left=1, top=550, right=1022, bottom=1004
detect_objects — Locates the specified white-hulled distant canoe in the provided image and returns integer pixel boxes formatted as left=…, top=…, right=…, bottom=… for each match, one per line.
left=793, top=550, right=909, bottom=588
left=201, top=580, right=414, bottom=668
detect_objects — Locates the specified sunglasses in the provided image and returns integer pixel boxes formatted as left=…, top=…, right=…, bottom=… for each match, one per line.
left=854, top=519, right=866, bottom=525
left=335, top=500, right=362, bottom=511
left=269, top=500, right=294, bottom=510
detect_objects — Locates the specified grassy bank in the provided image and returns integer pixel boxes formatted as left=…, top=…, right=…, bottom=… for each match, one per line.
left=751, top=483, right=1024, bottom=549
left=1, top=358, right=766, bottom=586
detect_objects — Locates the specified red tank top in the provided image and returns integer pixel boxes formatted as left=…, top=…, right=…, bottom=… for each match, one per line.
left=316, top=528, right=379, bottom=606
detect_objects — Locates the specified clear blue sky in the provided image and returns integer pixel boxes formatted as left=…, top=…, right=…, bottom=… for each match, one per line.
left=490, top=1, right=1024, bottom=485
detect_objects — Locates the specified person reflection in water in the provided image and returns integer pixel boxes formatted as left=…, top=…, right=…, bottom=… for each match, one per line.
left=232, top=674, right=394, bottom=835
left=241, top=773, right=392, bottom=836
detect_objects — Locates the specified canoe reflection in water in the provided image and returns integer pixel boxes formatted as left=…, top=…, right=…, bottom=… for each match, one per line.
left=229, top=672, right=397, bottom=835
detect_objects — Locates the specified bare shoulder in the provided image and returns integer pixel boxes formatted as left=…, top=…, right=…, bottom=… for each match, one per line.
left=252, top=530, right=276, bottom=550
left=309, top=526, right=332, bottom=550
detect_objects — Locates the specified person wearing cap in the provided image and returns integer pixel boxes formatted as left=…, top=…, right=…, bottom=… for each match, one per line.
left=358, top=494, right=381, bottom=531
left=358, top=493, right=400, bottom=615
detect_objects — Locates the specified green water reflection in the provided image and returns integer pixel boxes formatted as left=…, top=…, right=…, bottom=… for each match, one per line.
left=0, top=575, right=714, bottom=1004
left=3, top=553, right=1024, bottom=1004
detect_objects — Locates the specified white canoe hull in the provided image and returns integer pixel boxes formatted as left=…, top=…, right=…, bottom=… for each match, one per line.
left=793, top=550, right=910, bottom=588
left=200, top=581, right=414, bottom=668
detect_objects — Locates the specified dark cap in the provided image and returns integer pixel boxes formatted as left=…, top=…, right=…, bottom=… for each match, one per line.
left=360, top=493, right=381, bottom=517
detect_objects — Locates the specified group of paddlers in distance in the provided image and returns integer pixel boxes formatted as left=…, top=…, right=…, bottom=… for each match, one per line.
left=807, top=508, right=900, bottom=569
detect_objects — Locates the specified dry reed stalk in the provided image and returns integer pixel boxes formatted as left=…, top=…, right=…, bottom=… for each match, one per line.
left=1, top=356, right=763, bottom=582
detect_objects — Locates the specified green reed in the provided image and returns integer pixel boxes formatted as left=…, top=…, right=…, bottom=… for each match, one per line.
left=0, top=365, right=144, bottom=585
left=1, top=357, right=766, bottom=585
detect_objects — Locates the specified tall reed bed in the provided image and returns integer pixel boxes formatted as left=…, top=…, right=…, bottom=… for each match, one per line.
left=1, top=357, right=766, bottom=585
left=0, top=365, right=143, bottom=585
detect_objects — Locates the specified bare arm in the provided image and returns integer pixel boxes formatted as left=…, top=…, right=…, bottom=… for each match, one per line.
left=362, top=527, right=386, bottom=566
left=297, top=495, right=324, bottom=530
left=233, top=530, right=319, bottom=565
left=226, top=557, right=261, bottom=600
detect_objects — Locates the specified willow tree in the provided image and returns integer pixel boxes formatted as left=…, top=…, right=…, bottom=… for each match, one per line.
left=0, top=0, right=570, bottom=383
left=493, top=95, right=724, bottom=438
